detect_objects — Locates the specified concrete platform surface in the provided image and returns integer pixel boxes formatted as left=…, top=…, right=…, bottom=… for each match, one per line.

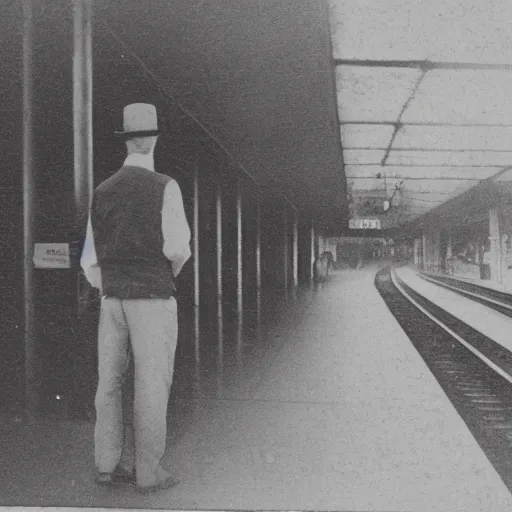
left=2, top=265, right=512, bottom=512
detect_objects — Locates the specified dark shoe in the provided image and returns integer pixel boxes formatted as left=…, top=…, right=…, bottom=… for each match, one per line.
left=136, top=475, right=180, bottom=494
left=95, top=465, right=136, bottom=486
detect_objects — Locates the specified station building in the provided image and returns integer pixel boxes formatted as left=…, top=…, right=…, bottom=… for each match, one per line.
left=410, top=172, right=512, bottom=291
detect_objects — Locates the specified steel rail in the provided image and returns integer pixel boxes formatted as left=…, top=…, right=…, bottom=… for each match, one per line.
left=390, top=268, right=512, bottom=385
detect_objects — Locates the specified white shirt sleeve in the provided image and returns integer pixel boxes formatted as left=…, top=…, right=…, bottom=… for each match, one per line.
left=162, top=179, right=192, bottom=277
left=80, top=216, right=103, bottom=291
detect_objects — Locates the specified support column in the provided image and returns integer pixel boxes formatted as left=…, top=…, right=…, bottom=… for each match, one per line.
left=426, top=233, right=432, bottom=272
left=431, top=235, right=436, bottom=271
left=73, top=0, right=93, bottom=229
left=292, top=210, right=298, bottom=287
left=310, top=220, right=315, bottom=282
left=235, top=177, right=243, bottom=365
left=22, top=0, right=37, bottom=419
left=193, top=167, right=200, bottom=363
left=216, top=181, right=223, bottom=354
left=283, top=205, right=289, bottom=297
left=446, top=233, right=452, bottom=259
left=433, top=231, right=441, bottom=272
left=255, top=194, right=262, bottom=333
left=422, top=232, right=428, bottom=271
left=193, top=168, right=200, bottom=309
left=446, top=232, right=453, bottom=275
left=72, top=0, right=94, bottom=418
left=236, top=177, right=243, bottom=318
left=255, top=195, right=261, bottom=292
left=489, top=208, right=503, bottom=285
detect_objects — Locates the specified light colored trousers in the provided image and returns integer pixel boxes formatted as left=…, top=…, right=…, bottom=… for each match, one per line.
left=94, top=297, right=178, bottom=487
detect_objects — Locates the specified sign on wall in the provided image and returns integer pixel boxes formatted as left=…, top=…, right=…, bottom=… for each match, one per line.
left=33, top=243, right=79, bottom=269
left=349, top=219, right=381, bottom=230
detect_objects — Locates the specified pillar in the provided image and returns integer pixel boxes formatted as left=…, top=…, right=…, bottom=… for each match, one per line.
left=255, top=193, right=262, bottom=330
left=22, top=0, right=37, bottom=419
left=236, top=177, right=243, bottom=318
left=193, top=167, right=200, bottom=309
left=446, top=232, right=453, bottom=275
left=283, top=205, right=289, bottom=296
left=292, top=210, right=298, bottom=287
left=216, top=181, right=223, bottom=352
left=433, top=231, right=441, bottom=272
left=310, top=220, right=315, bottom=282
left=193, top=168, right=200, bottom=362
left=73, top=0, right=93, bottom=229
left=422, top=232, right=428, bottom=271
left=446, top=233, right=452, bottom=259
left=489, top=208, right=503, bottom=285
left=235, top=177, right=243, bottom=365
left=71, top=0, right=94, bottom=418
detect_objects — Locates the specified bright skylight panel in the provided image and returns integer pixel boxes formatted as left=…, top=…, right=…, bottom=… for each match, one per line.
left=340, top=124, right=395, bottom=148
left=394, top=125, right=512, bottom=151
left=386, top=150, right=512, bottom=167
left=329, top=0, right=512, bottom=64
left=343, top=150, right=387, bottom=164
left=403, top=70, right=512, bottom=125
left=336, top=66, right=421, bottom=122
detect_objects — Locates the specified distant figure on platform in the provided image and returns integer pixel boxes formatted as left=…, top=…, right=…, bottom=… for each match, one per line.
left=356, top=247, right=365, bottom=269
left=324, top=251, right=334, bottom=272
left=314, top=251, right=334, bottom=286
left=81, top=103, right=191, bottom=493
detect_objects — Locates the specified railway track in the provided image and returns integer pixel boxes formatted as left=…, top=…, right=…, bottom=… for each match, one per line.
left=375, top=267, right=512, bottom=491
left=419, top=272, right=512, bottom=319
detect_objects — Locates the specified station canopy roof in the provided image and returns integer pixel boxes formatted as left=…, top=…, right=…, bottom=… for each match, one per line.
left=94, top=0, right=347, bottom=227
left=329, top=0, right=512, bottom=231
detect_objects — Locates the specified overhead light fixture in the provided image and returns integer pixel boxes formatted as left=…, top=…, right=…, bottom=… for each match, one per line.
left=382, top=179, right=404, bottom=214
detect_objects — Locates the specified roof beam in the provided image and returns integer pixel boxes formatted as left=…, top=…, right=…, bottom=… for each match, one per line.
left=350, top=188, right=452, bottom=195
left=335, top=59, right=512, bottom=71
left=341, top=121, right=512, bottom=128
left=346, top=163, right=502, bottom=167
left=380, top=71, right=428, bottom=166
left=400, top=195, right=451, bottom=203
left=346, top=176, right=486, bottom=181
left=343, top=147, right=512, bottom=153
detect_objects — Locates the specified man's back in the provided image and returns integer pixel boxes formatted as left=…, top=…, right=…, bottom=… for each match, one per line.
left=91, top=165, right=175, bottom=299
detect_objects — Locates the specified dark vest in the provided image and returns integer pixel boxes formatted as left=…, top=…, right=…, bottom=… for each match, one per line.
left=91, top=165, right=176, bottom=299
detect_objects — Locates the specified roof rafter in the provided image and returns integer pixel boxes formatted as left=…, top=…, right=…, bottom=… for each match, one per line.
left=335, top=55, right=512, bottom=227
left=343, top=147, right=512, bottom=153
left=346, top=176, right=488, bottom=181
left=341, top=121, right=512, bottom=128
left=350, top=188, right=453, bottom=195
left=335, top=59, right=512, bottom=71
left=380, top=70, right=428, bottom=166
left=346, top=163, right=502, bottom=167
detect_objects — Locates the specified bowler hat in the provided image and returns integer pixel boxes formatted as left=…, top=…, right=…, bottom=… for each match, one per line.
left=115, top=103, right=161, bottom=139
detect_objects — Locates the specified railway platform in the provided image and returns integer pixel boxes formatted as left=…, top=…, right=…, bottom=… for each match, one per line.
left=419, top=268, right=507, bottom=293
left=2, top=265, right=512, bottom=511
left=396, top=266, right=512, bottom=355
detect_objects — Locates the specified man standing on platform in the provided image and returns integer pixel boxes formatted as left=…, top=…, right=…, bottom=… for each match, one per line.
left=80, top=103, right=191, bottom=493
